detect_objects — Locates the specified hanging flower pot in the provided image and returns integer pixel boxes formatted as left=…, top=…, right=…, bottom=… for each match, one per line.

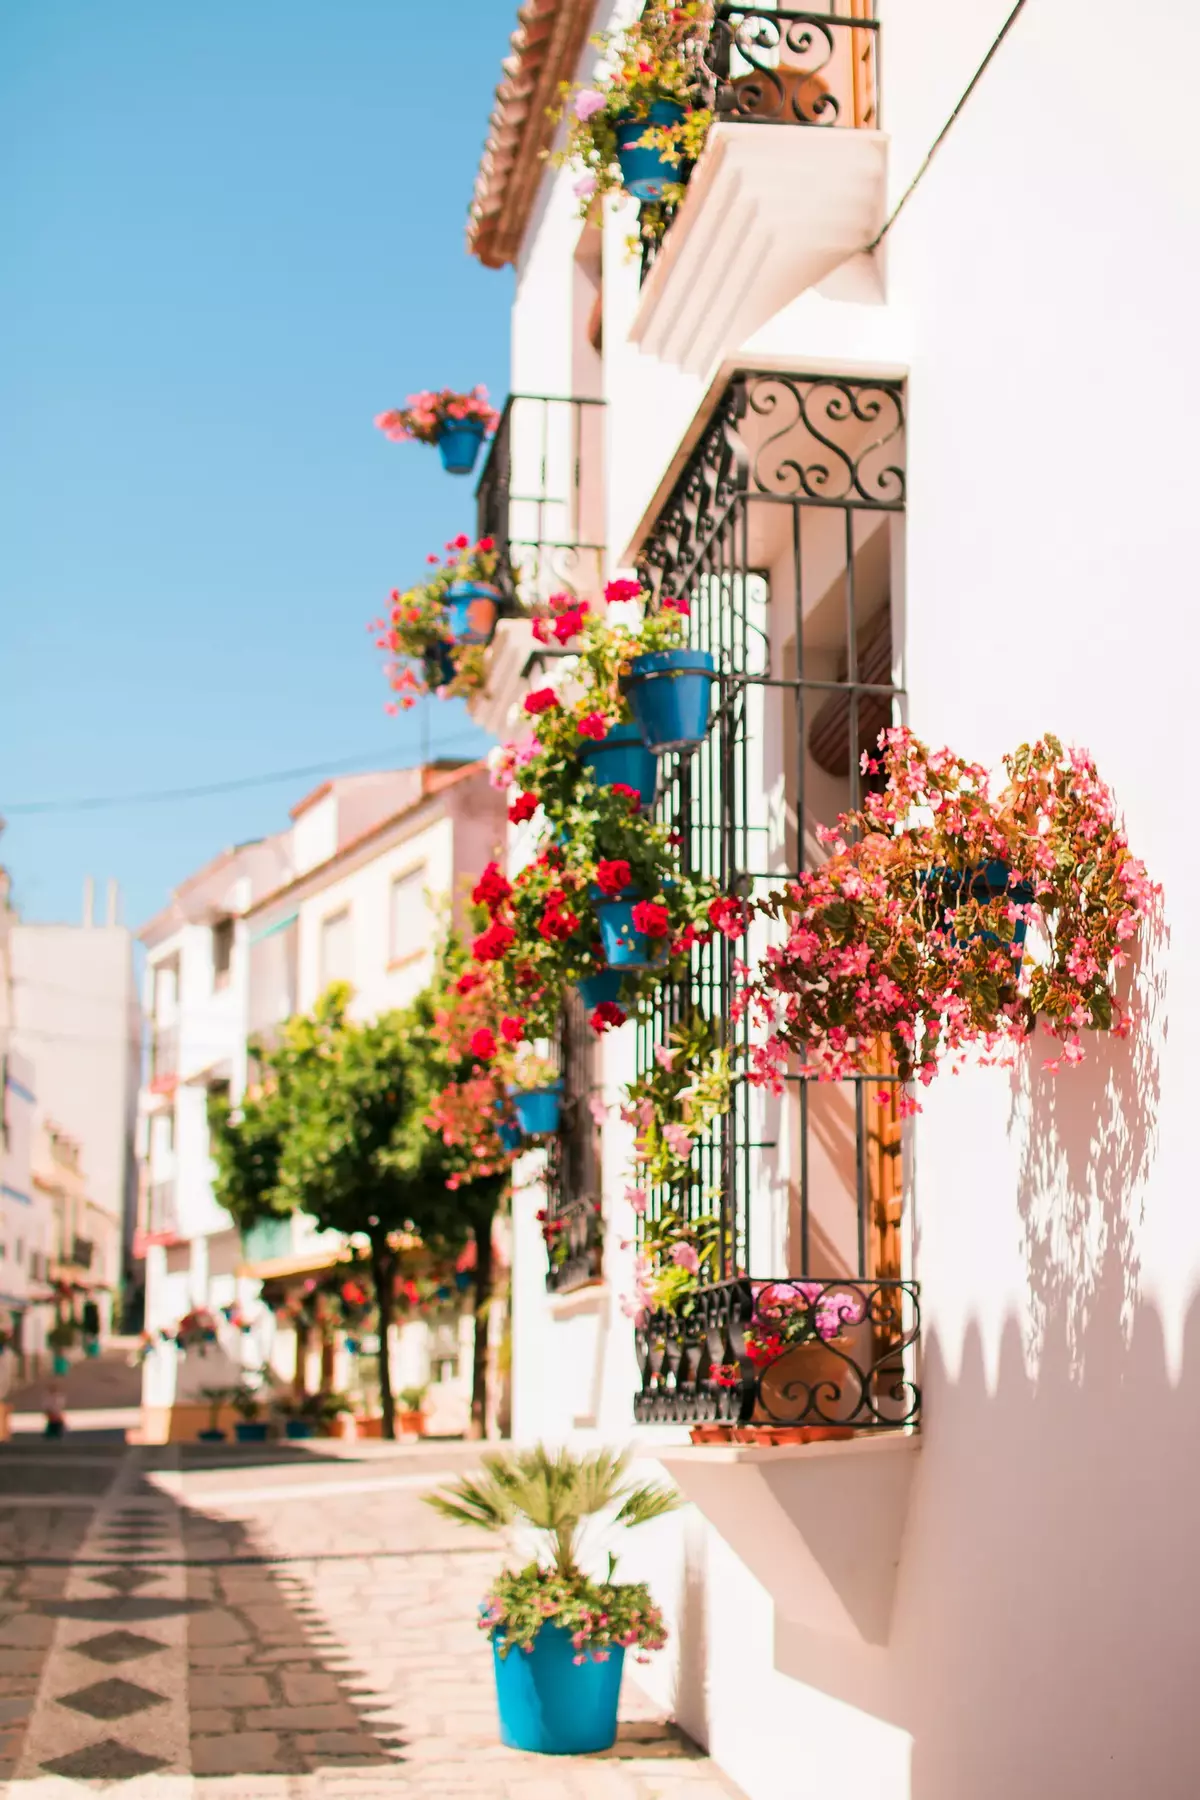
left=493, top=1624, right=625, bottom=1754
left=614, top=101, right=686, bottom=202
left=577, top=968, right=624, bottom=1010
left=921, top=860, right=1034, bottom=954
left=437, top=417, right=488, bottom=475
left=625, top=649, right=715, bottom=753
left=508, top=1081, right=563, bottom=1138
left=594, top=897, right=670, bottom=971
left=579, top=721, right=658, bottom=808
left=423, top=641, right=457, bottom=691
left=442, top=580, right=501, bottom=647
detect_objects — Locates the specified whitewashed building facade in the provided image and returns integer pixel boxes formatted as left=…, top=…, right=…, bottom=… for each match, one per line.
left=465, top=4, right=1197, bottom=1798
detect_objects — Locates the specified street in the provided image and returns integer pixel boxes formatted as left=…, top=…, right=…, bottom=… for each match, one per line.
left=0, top=1433, right=735, bottom=1798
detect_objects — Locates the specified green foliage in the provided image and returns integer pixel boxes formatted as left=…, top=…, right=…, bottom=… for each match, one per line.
left=479, top=1564, right=667, bottom=1660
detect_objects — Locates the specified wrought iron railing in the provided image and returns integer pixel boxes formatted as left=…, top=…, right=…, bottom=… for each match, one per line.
left=475, top=394, right=606, bottom=607
left=630, top=368, right=916, bottom=1430
left=544, top=990, right=604, bottom=1294
left=640, top=4, right=881, bottom=284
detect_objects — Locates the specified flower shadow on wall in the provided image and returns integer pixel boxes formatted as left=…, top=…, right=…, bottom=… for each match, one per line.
left=1010, top=888, right=1168, bottom=1375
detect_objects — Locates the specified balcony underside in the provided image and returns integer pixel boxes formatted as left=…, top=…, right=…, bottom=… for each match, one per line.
left=632, top=122, right=888, bottom=377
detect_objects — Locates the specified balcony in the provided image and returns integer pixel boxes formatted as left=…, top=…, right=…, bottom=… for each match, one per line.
left=149, top=1024, right=179, bottom=1095
left=476, top=393, right=605, bottom=606
left=140, top=1179, right=180, bottom=1248
left=632, top=6, right=887, bottom=375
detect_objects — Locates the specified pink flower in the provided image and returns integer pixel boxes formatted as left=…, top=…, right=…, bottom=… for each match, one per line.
left=670, top=1243, right=700, bottom=1274
left=588, top=1094, right=609, bottom=1127
left=654, top=1045, right=678, bottom=1071
left=574, top=174, right=598, bottom=199
left=663, top=1123, right=693, bottom=1158
left=625, top=1185, right=648, bottom=1215
left=575, top=89, right=606, bottom=120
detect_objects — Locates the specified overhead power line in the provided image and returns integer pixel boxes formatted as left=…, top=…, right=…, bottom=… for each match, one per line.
left=0, top=729, right=490, bottom=817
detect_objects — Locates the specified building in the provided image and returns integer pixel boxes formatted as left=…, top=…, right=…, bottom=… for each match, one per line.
left=464, top=5, right=1197, bottom=1800
left=136, top=761, right=506, bottom=1438
left=9, top=880, right=141, bottom=1303
left=32, top=1120, right=121, bottom=1344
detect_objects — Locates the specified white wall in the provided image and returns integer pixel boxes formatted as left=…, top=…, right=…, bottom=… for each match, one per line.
left=499, top=0, right=1200, bottom=1795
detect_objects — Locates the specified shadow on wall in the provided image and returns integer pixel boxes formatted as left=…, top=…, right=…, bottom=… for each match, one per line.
left=720, top=901, right=1198, bottom=1799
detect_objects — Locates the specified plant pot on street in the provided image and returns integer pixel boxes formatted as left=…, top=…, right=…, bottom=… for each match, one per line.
left=436, top=417, right=487, bottom=475
left=84, top=1339, right=101, bottom=1359
left=197, top=1429, right=227, bottom=1443
left=234, top=1422, right=268, bottom=1443
left=442, top=581, right=501, bottom=647
left=509, top=1083, right=563, bottom=1138
left=398, top=1409, right=425, bottom=1439
left=52, top=1354, right=70, bottom=1377
left=493, top=1625, right=625, bottom=1755
left=579, top=721, right=658, bottom=809
left=576, top=968, right=624, bottom=1011
left=614, top=101, right=686, bottom=202
left=625, top=648, right=716, bottom=753
left=284, top=1420, right=315, bottom=1440
left=594, top=898, right=668, bottom=971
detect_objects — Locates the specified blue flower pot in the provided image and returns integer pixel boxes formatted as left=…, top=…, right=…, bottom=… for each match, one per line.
left=284, top=1420, right=315, bottom=1440
left=921, top=860, right=1034, bottom=955
left=626, top=648, right=715, bottom=753
left=234, top=1422, right=268, bottom=1443
left=85, top=1339, right=101, bottom=1359
left=442, top=581, right=500, bottom=647
left=198, top=1429, right=226, bottom=1443
left=580, top=721, right=658, bottom=808
left=509, top=1083, right=563, bottom=1137
left=595, top=898, right=668, bottom=971
left=615, top=101, right=686, bottom=202
left=344, top=1336, right=360, bottom=1355
left=437, top=418, right=486, bottom=475
left=493, top=1625, right=625, bottom=1755
left=423, top=641, right=457, bottom=690
left=52, top=1353, right=70, bottom=1376
left=577, top=968, right=624, bottom=1010
left=497, top=1121, right=524, bottom=1153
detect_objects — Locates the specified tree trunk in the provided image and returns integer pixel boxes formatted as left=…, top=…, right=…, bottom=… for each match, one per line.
left=467, top=1202, right=495, bottom=1442
left=368, top=1232, right=396, bottom=1441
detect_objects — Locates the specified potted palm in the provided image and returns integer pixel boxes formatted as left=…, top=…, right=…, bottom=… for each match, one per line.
left=48, top=1318, right=76, bottom=1376
left=375, top=385, right=500, bottom=476
left=197, top=1385, right=233, bottom=1443
left=396, top=1385, right=428, bottom=1439
left=426, top=1446, right=678, bottom=1755
left=231, top=1379, right=269, bottom=1443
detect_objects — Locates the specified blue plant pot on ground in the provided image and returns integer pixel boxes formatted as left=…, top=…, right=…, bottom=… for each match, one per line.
left=234, top=1422, right=268, bottom=1443
left=51, top=1354, right=70, bottom=1376
left=594, top=898, right=667, bottom=971
left=284, top=1420, right=314, bottom=1440
left=577, top=968, right=624, bottom=1010
left=84, top=1339, right=100, bottom=1359
left=921, top=860, right=1034, bottom=954
left=198, top=1429, right=226, bottom=1443
left=344, top=1337, right=360, bottom=1356
left=614, top=101, right=686, bottom=202
left=508, top=1083, right=563, bottom=1138
left=625, top=648, right=716, bottom=753
left=493, top=1626, right=625, bottom=1755
left=579, top=720, right=658, bottom=808
left=436, top=418, right=486, bottom=475
left=442, top=581, right=501, bottom=647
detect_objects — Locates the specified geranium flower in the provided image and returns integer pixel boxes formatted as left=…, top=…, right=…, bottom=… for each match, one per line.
left=472, top=919, right=516, bottom=962
left=500, top=1015, right=525, bottom=1045
left=469, top=1028, right=496, bottom=1062
left=577, top=711, right=608, bottom=740
left=604, top=577, right=642, bottom=605
left=590, top=1001, right=627, bottom=1034
left=553, top=604, right=588, bottom=643
left=538, top=906, right=579, bottom=942
left=631, top=900, right=670, bottom=937
left=508, top=792, right=539, bottom=824
left=662, top=594, right=690, bottom=615
left=472, top=862, right=513, bottom=911
left=455, top=969, right=484, bottom=996
left=524, top=688, right=559, bottom=715
left=708, top=896, right=748, bottom=940
left=609, top=782, right=642, bottom=813
left=595, top=859, right=632, bottom=897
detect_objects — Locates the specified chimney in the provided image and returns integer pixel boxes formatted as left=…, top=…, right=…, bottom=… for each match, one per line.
left=106, top=879, right=119, bottom=927
left=82, top=876, right=95, bottom=928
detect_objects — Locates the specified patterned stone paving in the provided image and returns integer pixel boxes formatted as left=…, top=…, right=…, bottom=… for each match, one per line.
left=0, top=1441, right=740, bottom=1799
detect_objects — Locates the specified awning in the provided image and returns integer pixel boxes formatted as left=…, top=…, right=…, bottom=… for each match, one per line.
left=248, top=910, right=299, bottom=946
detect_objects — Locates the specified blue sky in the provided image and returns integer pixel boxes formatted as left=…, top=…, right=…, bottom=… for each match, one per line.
left=0, top=0, right=512, bottom=929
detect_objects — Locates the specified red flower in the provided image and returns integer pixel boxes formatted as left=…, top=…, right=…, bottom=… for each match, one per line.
left=508, top=791, right=539, bottom=824
left=632, top=900, right=670, bottom=937
left=453, top=533, right=470, bottom=550
left=472, top=920, right=516, bottom=962
left=577, top=712, right=608, bottom=741
left=524, top=688, right=559, bottom=715
left=426, top=553, right=440, bottom=565
left=609, top=782, right=642, bottom=814
left=709, top=895, right=749, bottom=939
left=662, top=595, right=690, bottom=616
left=553, top=605, right=587, bottom=644
left=473, top=861, right=513, bottom=911
left=590, top=1001, right=627, bottom=1034
left=595, top=858, right=632, bottom=897
left=531, top=617, right=551, bottom=644
left=539, top=906, right=579, bottom=942
left=500, top=1015, right=525, bottom=1045
left=455, top=969, right=484, bottom=995
left=469, top=1028, right=496, bottom=1061
left=604, top=577, right=642, bottom=605
left=478, top=536, right=494, bottom=551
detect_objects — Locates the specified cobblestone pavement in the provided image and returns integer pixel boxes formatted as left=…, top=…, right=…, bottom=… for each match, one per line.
left=0, top=1437, right=739, bottom=1798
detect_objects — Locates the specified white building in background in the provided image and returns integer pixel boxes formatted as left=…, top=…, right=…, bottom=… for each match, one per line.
left=465, top=4, right=1198, bottom=1799
left=32, top=1120, right=119, bottom=1339
left=136, top=761, right=506, bottom=1438
left=9, top=879, right=140, bottom=1304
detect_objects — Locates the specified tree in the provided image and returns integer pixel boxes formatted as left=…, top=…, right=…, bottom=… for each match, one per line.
left=210, top=984, right=507, bottom=1441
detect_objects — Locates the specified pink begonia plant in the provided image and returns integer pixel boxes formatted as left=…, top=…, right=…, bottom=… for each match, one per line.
left=375, top=386, right=500, bottom=446
left=736, top=728, right=1159, bottom=1111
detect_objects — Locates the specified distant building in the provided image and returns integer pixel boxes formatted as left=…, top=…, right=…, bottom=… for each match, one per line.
left=9, top=879, right=140, bottom=1303
left=32, top=1120, right=121, bottom=1344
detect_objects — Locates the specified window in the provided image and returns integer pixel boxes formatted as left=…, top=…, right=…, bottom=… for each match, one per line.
left=320, top=908, right=353, bottom=989
left=15, top=1239, right=23, bottom=1265
left=389, top=866, right=431, bottom=966
left=212, top=916, right=235, bottom=989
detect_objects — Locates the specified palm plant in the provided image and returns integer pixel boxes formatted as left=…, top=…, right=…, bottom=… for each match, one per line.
left=425, top=1444, right=679, bottom=1582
